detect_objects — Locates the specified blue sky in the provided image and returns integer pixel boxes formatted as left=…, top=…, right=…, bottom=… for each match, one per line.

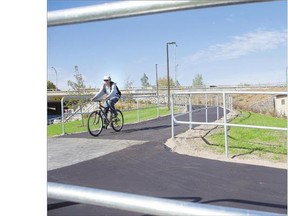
left=48, top=0, right=287, bottom=90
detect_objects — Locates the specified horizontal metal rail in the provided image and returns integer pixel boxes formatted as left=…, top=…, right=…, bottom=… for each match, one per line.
left=48, top=182, right=283, bottom=216
left=172, top=91, right=288, bottom=95
left=173, top=118, right=288, bottom=131
left=171, top=91, right=288, bottom=157
left=48, top=0, right=277, bottom=26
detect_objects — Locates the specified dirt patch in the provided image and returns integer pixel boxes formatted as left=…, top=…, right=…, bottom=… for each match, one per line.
left=165, top=111, right=287, bottom=169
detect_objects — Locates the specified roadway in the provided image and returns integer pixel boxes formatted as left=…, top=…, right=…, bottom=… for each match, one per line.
left=47, top=108, right=287, bottom=215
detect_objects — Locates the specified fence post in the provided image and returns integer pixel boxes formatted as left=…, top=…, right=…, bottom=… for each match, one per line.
left=157, top=95, right=160, bottom=117
left=222, top=92, right=228, bottom=157
left=230, top=95, right=233, bottom=111
left=137, top=100, right=140, bottom=122
left=216, top=94, right=219, bottom=120
left=61, top=96, right=65, bottom=135
left=189, top=94, right=192, bottom=129
left=205, top=93, right=208, bottom=122
left=171, top=94, right=174, bottom=138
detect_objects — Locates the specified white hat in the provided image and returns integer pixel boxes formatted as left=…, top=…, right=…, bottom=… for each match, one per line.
left=103, top=75, right=111, bottom=81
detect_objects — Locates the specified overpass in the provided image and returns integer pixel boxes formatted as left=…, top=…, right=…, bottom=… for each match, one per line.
left=47, top=89, right=158, bottom=116
left=47, top=89, right=159, bottom=103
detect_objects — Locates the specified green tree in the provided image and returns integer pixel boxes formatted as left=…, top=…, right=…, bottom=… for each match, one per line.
left=158, top=76, right=175, bottom=88
left=67, top=66, right=86, bottom=94
left=47, top=80, right=56, bottom=90
left=67, top=66, right=91, bottom=126
left=140, top=73, right=150, bottom=88
left=175, top=80, right=181, bottom=88
left=192, top=74, right=204, bottom=87
left=124, top=76, right=134, bottom=103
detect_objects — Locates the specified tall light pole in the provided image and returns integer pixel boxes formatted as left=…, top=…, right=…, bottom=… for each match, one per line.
left=51, top=67, right=58, bottom=91
left=174, top=44, right=178, bottom=84
left=166, top=41, right=176, bottom=110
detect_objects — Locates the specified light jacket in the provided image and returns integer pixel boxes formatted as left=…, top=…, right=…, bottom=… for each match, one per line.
left=92, top=82, right=120, bottom=101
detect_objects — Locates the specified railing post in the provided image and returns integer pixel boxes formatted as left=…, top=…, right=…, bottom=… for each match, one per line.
left=230, top=95, right=233, bottom=111
left=205, top=93, right=208, bottom=123
left=216, top=94, right=219, bottom=120
left=61, top=96, right=65, bottom=135
left=137, top=100, right=140, bottom=122
left=171, top=94, right=174, bottom=138
left=222, top=92, right=228, bottom=157
left=157, top=95, right=160, bottom=117
left=189, top=94, right=192, bottom=129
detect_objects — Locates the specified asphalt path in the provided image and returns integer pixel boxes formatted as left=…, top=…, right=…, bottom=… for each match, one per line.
left=48, top=108, right=287, bottom=215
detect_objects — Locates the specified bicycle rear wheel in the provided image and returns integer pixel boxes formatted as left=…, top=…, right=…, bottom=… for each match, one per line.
left=111, top=110, right=124, bottom=132
left=87, top=111, right=103, bottom=136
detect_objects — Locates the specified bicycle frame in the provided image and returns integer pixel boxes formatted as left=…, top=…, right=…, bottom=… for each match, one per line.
left=97, top=101, right=113, bottom=127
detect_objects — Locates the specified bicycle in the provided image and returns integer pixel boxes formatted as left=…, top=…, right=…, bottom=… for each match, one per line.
left=87, top=100, right=124, bottom=136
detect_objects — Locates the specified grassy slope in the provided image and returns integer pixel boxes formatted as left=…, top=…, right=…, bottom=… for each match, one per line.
left=207, top=111, right=287, bottom=160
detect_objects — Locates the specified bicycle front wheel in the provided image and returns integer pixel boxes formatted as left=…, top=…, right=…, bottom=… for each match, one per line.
left=111, top=110, right=124, bottom=132
left=87, top=111, right=103, bottom=136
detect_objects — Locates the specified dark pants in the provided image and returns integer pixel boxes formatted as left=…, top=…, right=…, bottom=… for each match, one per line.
left=104, top=97, right=119, bottom=116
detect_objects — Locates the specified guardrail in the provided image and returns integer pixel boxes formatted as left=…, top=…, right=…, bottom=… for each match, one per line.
left=48, top=182, right=284, bottom=216
left=48, top=0, right=284, bottom=215
left=171, top=91, right=287, bottom=157
left=48, top=0, right=277, bottom=26
left=59, top=95, right=168, bottom=135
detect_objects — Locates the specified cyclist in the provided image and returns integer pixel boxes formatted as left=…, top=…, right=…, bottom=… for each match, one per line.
left=91, top=75, right=121, bottom=123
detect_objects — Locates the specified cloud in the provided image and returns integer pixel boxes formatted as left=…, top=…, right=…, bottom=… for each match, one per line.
left=189, top=29, right=286, bottom=64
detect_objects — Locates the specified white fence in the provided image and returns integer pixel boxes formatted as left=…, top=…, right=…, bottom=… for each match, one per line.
left=48, top=0, right=284, bottom=215
left=171, top=91, right=287, bottom=157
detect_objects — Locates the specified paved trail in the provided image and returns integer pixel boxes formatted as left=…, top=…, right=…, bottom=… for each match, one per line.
left=48, top=109, right=287, bottom=215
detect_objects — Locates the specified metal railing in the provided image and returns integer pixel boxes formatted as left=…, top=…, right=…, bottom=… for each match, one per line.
left=48, top=182, right=284, bottom=216
left=48, top=0, right=277, bottom=26
left=48, top=1, right=284, bottom=215
left=171, top=91, right=287, bottom=157
left=58, top=95, right=181, bottom=135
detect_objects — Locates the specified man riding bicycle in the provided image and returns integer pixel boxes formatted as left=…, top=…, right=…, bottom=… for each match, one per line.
left=91, top=75, right=121, bottom=122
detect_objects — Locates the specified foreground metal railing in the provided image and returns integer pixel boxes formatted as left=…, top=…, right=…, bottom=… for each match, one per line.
left=171, top=91, right=288, bottom=157
left=48, top=182, right=284, bottom=216
left=48, top=0, right=277, bottom=26
left=48, top=1, right=284, bottom=215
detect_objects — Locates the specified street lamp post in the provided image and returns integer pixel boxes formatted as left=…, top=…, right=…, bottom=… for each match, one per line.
left=166, top=41, right=176, bottom=110
left=51, top=67, right=58, bottom=91
left=174, top=44, right=177, bottom=84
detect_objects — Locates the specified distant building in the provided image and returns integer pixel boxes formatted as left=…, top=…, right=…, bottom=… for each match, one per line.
left=274, top=95, right=288, bottom=116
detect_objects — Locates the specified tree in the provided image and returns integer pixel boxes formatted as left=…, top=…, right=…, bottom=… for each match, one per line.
left=47, top=80, right=56, bottom=90
left=67, top=66, right=86, bottom=94
left=175, top=80, right=181, bottom=88
left=158, top=76, right=175, bottom=88
left=192, top=74, right=204, bottom=87
left=124, top=75, right=134, bottom=90
left=124, top=76, right=134, bottom=103
left=67, top=66, right=90, bottom=126
left=140, top=73, right=150, bottom=88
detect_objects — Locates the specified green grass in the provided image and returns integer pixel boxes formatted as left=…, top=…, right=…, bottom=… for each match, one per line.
left=48, top=106, right=175, bottom=137
left=207, top=111, right=287, bottom=160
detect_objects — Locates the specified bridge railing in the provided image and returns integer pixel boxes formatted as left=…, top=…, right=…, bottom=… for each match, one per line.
left=171, top=91, right=287, bottom=157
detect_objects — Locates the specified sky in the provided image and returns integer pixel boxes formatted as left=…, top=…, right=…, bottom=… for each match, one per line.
left=48, top=0, right=287, bottom=90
